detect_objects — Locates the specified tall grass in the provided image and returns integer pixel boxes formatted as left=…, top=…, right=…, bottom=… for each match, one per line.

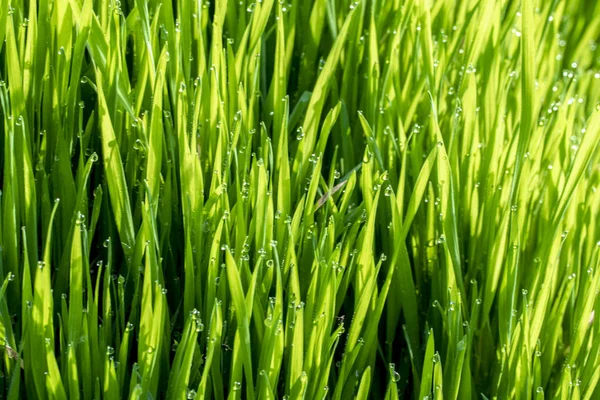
left=1, top=0, right=600, bottom=398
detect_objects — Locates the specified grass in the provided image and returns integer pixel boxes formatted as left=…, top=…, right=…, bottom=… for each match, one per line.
left=1, top=0, right=600, bottom=398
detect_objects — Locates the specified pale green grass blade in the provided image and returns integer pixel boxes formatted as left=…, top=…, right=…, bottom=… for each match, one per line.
left=96, top=70, right=135, bottom=256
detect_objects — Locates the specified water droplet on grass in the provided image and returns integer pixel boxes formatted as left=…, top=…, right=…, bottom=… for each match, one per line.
left=389, top=363, right=401, bottom=382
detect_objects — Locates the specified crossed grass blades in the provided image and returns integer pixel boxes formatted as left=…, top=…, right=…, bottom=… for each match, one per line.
left=1, top=0, right=600, bottom=398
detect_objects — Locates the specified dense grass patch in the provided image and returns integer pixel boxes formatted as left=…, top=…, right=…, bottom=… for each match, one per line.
left=1, top=0, right=600, bottom=398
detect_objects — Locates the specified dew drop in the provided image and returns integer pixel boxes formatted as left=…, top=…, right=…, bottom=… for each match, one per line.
left=389, top=363, right=401, bottom=382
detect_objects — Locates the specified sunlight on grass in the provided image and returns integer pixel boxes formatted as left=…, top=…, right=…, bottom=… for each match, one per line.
left=1, top=0, right=600, bottom=398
